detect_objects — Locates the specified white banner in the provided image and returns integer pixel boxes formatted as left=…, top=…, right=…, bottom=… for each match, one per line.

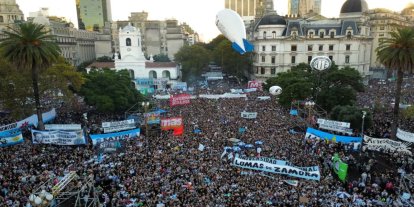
left=241, top=112, right=257, bottom=119
left=45, top=124, right=82, bottom=131
left=397, top=128, right=414, bottom=143
left=103, top=124, right=136, bottom=133
left=317, top=118, right=352, bottom=135
left=102, top=119, right=135, bottom=128
left=363, top=135, right=412, bottom=156
left=31, top=130, right=86, bottom=145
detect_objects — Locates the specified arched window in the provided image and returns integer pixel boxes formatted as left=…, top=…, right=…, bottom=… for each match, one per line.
left=126, top=38, right=131, bottom=46
left=263, top=31, right=267, bottom=39
left=149, top=71, right=157, bottom=79
left=272, top=31, right=276, bottom=38
left=162, top=70, right=171, bottom=79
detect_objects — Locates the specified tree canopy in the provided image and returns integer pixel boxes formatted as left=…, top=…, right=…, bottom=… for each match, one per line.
left=264, top=63, right=364, bottom=112
left=80, top=69, right=144, bottom=113
left=174, top=45, right=211, bottom=82
left=330, top=105, right=373, bottom=132
left=376, top=27, right=414, bottom=138
left=0, top=22, right=61, bottom=129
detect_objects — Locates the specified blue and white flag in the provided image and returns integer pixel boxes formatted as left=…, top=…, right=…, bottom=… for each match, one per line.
left=0, top=128, right=24, bottom=147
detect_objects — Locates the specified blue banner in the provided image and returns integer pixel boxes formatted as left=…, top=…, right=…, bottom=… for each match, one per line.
left=144, top=111, right=161, bottom=124
left=239, top=127, right=246, bottom=133
left=290, top=109, right=298, bottom=116
left=0, top=128, right=24, bottom=147
left=305, top=127, right=362, bottom=143
left=90, top=128, right=140, bottom=145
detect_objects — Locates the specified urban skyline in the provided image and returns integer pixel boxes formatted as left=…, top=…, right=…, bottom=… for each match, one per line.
left=15, top=0, right=414, bottom=42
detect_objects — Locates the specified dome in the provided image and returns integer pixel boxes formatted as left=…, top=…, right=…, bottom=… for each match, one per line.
left=340, top=0, right=368, bottom=14
left=32, top=15, right=50, bottom=26
left=257, top=14, right=286, bottom=26
left=402, top=2, right=414, bottom=15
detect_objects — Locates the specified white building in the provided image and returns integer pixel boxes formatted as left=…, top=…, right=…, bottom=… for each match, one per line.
left=0, top=0, right=24, bottom=30
left=88, top=24, right=180, bottom=92
left=251, top=0, right=372, bottom=80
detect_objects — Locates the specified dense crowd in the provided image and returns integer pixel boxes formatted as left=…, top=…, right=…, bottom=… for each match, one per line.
left=0, top=77, right=413, bottom=207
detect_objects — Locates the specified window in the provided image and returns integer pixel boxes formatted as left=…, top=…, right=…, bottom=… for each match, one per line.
left=309, top=32, right=314, bottom=38
left=380, top=26, right=385, bottom=30
left=308, top=45, right=313, bottom=51
left=291, top=45, right=297, bottom=51
left=271, top=56, right=276, bottom=64
left=345, top=55, right=350, bottom=63
left=271, top=45, right=276, bottom=51
left=347, top=31, right=352, bottom=39
left=263, top=31, right=267, bottom=39
left=271, top=68, right=276, bottom=75
left=126, top=38, right=131, bottom=46
left=379, top=33, right=384, bottom=37
left=319, top=32, right=324, bottom=38
left=329, top=56, right=333, bottom=60
left=256, top=67, right=260, bottom=74
left=0, top=16, right=4, bottom=23
left=330, top=31, right=335, bottom=38
left=272, top=31, right=276, bottom=38
left=261, top=56, right=266, bottom=62
left=346, top=44, right=351, bottom=51
left=329, top=45, right=334, bottom=51
left=308, top=56, right=312, bottom=64
left=319, top=45, right=323, bottom=51
left=292, top=31, right=297, bottom=39
left=261, top=67, right=265, bottom=74
left=262, top=46, right=266, bottom=51
left=291, top=56, right=296, bottom=64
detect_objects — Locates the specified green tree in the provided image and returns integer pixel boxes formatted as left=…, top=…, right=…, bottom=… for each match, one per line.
left=153, top=54, right=171, bottom=62
left=80, top=69, right=144, bottom=113
left=330, top=105, right=373, bottom=133
left=212, top=39, right=252, bottom=80
left=205, top=35, right=227, bottom=51
left=0, top=57, right=85, bottom=119
left=402, top=105, right=414, bottom=119
left=264, top=64, right=364, bottom=112
left=0, top=22, right=61, bottom=129
left=174, top=45, right=211, bottom=82
left=376, top=27, right=414, bottom=138
left=77, top=60, right=94, bottom=73
left=96, top=56, right=114, bottom=62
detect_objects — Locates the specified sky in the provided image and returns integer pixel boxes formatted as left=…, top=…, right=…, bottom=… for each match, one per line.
left=16, top=0, right=414, bottom=42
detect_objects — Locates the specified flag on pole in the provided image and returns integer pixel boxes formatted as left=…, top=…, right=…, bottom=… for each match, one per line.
left=332, top=153, right=348, bottom=182
left=173, top=126, right=184, bottom=136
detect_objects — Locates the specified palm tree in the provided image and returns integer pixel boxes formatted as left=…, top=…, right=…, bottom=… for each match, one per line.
left=376, top=27, right=414, bottom=138
left=0, top=22, right=60, bottom=130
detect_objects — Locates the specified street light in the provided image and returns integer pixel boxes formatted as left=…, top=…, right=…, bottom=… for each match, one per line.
left=361, top=111, right=367, bottom=138
left=305, top=101, right=315, bottom=124
left=142, top=102, right=150, bottom=137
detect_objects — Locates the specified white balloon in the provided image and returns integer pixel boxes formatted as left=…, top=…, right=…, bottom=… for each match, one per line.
left=215, top=9, right=254, bottom=54
left=34, top=197, right=42, bottom=205
left=269, top=86, right=282, bottom=96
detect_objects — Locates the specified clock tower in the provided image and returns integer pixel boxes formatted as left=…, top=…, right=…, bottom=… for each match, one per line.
left=115, top=23, right=146, bottom=79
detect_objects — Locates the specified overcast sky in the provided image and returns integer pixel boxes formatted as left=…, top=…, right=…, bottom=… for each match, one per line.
left=16, top=0, right=413, bottom=42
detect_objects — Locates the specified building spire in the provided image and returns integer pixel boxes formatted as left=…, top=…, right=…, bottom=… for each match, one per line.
left=264, top=0, right=277, bottom=15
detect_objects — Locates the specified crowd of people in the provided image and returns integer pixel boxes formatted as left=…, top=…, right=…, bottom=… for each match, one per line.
left=0, top=76, right=413, bottom=207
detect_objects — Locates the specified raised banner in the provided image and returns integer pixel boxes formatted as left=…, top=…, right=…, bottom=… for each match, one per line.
left=247, top=80, right=263, bottom=91
left=241, top=112, right=257, bottom=119
left=90, top=128, right=141, bottom=145
left=230, top=89, right=244, bottom=94
left=45, top=124, right=82, bottom=131
left=102, top=119, right=135, bottom=133
left=397, top=128, right=414, bottom=143
left=363, top=135, right=412, bottom=155
left=31, top=129, right=86, bottom=145
left=305, top=127, right=362, bottom=144
left=0, top=128, right=24, bottom=147
left=161, top=117, right=183, bottom=130
left=97, top=140, right=123, bottom=154
left=231, top=155, right=320, bottom=181
left=144, top=112, right=161, bottom=125
left=170, top=94, right=191, bottom=107
left=0, top=108, right=56, bottom=131
left=317, top=118, right=352, bottom=135
left=102, top=119, right=134, bottom=128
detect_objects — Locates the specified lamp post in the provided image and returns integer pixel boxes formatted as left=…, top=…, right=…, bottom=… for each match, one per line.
left=142, top=102, right=150, bottom=137
left=305, top=101, right=315, bottom=124
left=361, top=111, right=367, bottom=138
